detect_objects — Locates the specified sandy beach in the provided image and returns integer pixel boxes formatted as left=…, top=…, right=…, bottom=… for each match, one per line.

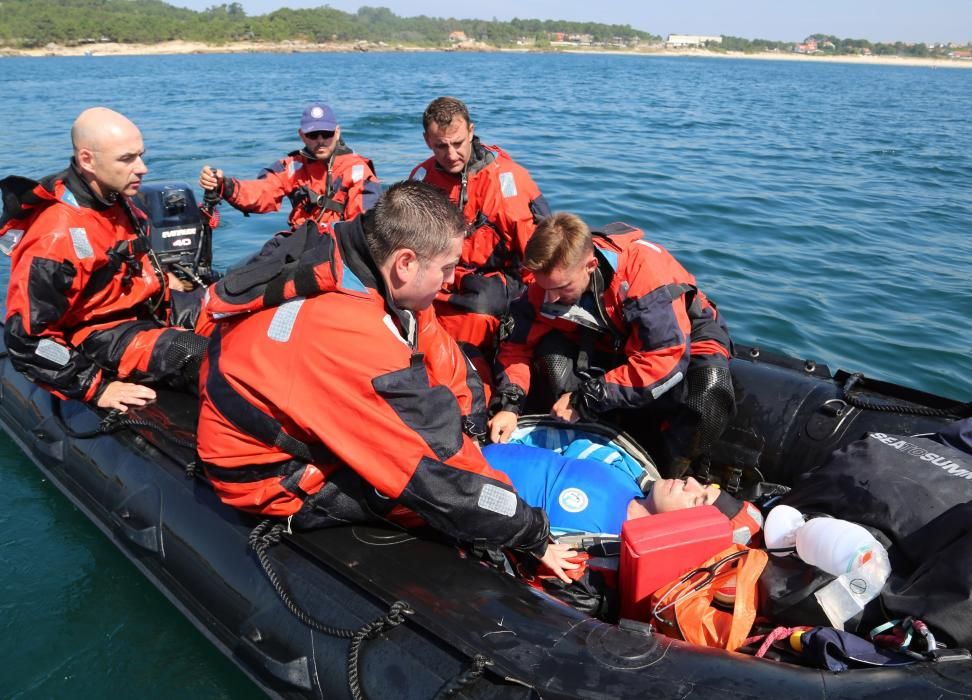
left=2, top=39, right=970, bottom=69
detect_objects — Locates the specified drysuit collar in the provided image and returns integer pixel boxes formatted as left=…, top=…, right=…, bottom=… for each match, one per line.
left=64, top=159, right=120, bottom=210
left=335, top=211, right=417, bottom=342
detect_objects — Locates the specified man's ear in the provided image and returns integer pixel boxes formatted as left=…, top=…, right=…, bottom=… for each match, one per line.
left=76, top=147, right=96, bottom=176
left=390, top=247, right=419, bottom=284
left=584, top=252, right=598, bottom=274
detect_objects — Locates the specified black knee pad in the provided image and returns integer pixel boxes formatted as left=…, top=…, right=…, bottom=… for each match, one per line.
left=684, top=364, right=735, bottom=461
left=530, top=332, right=581, bottom=408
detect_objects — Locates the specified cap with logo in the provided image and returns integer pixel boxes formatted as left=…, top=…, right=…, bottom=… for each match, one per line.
left=300, top=103, right=338, bottom=132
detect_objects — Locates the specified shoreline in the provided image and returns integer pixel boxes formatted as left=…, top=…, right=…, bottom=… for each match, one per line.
left=2, top=40, right=970, bottom=69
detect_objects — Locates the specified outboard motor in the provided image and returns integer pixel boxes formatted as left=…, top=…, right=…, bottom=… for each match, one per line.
left=135, top=182, right=216, bottom=285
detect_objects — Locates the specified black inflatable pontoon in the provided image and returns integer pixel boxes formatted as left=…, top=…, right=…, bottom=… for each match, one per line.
left=2, top=331, right=971, bottom=699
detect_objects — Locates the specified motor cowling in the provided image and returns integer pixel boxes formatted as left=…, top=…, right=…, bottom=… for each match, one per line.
left=135, top=182, right=215, bottom=284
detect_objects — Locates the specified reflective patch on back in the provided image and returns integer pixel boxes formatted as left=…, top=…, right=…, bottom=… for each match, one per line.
left=410, top=166, right=427, bottom=181
left=499, top=171, right=517, bottom=198
left=267, top=298, right=305, bottom=342
left=69, top=228, right=93, bottom=259
left=0, top=229, right=24, bottom=256
left=351, top=164, right=364, bottom=182
left=61, top=190, right=79, bottom=208
left=636, top=240, right=662, bottom=253
left=36, top=338, right=71, bottom=366
left=478, top=483, right=517, bottom=517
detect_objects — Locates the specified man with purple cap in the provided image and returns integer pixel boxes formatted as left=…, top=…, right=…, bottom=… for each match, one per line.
left=200, top=102, right=380, bottom=229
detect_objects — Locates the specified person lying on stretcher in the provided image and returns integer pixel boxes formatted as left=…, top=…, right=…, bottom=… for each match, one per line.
left=483, top=442, right=762, bottom=543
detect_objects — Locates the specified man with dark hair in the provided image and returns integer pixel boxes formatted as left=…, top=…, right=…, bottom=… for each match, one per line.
left=1, top=107, right=208, bottom=411
left=490, top=212, right=734, bottom=477
left=197, top=181, right=577, bottom=580
left=200, top=102, right=380, bottom=229
left=410, top=96, right=550, bottom=363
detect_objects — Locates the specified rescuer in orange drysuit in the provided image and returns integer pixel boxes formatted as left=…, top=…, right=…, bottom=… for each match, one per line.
left=196, top=180, right=579, bottom=582
left=490, top=212, right=735, bottom=477
left=200, top=102, right=380, bottom=229
left=2, top=107, right=209, bottom=412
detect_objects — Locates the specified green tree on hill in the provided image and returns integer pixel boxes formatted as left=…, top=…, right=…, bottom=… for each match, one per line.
left=0, top=0, right=656, bottom=48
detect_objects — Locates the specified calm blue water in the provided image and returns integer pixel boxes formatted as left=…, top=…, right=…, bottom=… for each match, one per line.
left=0, top=51, right=969, bottom=696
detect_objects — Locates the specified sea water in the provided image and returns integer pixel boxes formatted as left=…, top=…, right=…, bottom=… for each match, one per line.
left=0, top=51, right=969, bottom=696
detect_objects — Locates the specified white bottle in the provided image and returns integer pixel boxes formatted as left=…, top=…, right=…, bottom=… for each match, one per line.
left=763, top=506, right=892, bottom=629
left=794, top=517, right=883, bottom=576
left=763, top=504, right=806, bottom=555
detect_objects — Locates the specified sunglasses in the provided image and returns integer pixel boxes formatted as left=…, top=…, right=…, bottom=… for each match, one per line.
left=304, top=130, right=336, bottom=141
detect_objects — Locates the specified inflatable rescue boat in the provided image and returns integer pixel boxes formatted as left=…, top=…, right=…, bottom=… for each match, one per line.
left=3, top=333, right=971, bottom=699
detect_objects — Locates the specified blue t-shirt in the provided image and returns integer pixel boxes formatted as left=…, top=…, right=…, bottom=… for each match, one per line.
left=483, top=443, right=644, bottom=535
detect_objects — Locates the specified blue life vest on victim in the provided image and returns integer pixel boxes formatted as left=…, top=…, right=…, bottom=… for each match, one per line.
left=483, top=443, right=644, bottom=535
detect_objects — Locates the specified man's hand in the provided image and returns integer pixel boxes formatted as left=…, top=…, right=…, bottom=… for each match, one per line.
left=96, top=381, right=156, bottom=412
left=551, top=392, right=579, bottom=423
left=166, top=271, right=193, bottom=292
left=489, top=410, right=519, bottom=443
left=537, top=541, right=581, bottom=584
left=198, top=165, right=223, bottom=193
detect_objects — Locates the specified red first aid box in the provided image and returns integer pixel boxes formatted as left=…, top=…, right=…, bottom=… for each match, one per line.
left=619, top=504, right=732, bottom=621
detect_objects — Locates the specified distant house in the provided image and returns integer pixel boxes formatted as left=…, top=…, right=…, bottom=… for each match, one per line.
left=948, top=49, right=972, bottom=59
left=448, top=31, right=467, bottom=43
left=666, top=34, right=722, bottom=48
left=795, top=37, right=819, bottom=53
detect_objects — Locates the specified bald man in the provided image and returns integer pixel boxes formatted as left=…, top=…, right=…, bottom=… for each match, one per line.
left=1, top=107, right=209, bottom=411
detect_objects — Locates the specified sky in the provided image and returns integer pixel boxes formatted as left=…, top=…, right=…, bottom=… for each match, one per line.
left=172, top=0, right=972, bottom=44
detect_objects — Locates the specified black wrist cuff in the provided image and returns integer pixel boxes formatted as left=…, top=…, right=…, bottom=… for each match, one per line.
left=571, top=379, right=603, bottom=421
left=463, top=414, right=488, bottom=443
left=222, top=176, right=237, bottom=201
left=491, top=385, right=526, bottom=415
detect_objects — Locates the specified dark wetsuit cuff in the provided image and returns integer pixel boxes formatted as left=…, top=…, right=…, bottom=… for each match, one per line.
left=222, top=176, right=237, bottom=201
left=514, top=513, right=551, bottom=558
left=463, top=414, right=488, bottom=443
left=88, top=373, right=108, bottom=405
left=571, top=379, right=603, bottom=421
left=491, top=385, right=526, bottom=415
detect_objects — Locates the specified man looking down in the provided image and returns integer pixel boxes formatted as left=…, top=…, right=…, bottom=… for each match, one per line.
left=490, top=212, right=734, bottom=477
left=196, top=181, right=577, bottom=581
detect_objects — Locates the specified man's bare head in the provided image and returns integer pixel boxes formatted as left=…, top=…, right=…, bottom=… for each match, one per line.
left=72, top=107, right=148, bottom=199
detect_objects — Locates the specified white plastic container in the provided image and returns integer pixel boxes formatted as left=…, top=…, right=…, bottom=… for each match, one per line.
left=794, top=517, right=883, bottom=576
left=763, top=506, right=892, bottom=628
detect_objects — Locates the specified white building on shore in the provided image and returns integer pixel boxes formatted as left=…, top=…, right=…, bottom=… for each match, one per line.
left=666, top=34, right=722, bottom=48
